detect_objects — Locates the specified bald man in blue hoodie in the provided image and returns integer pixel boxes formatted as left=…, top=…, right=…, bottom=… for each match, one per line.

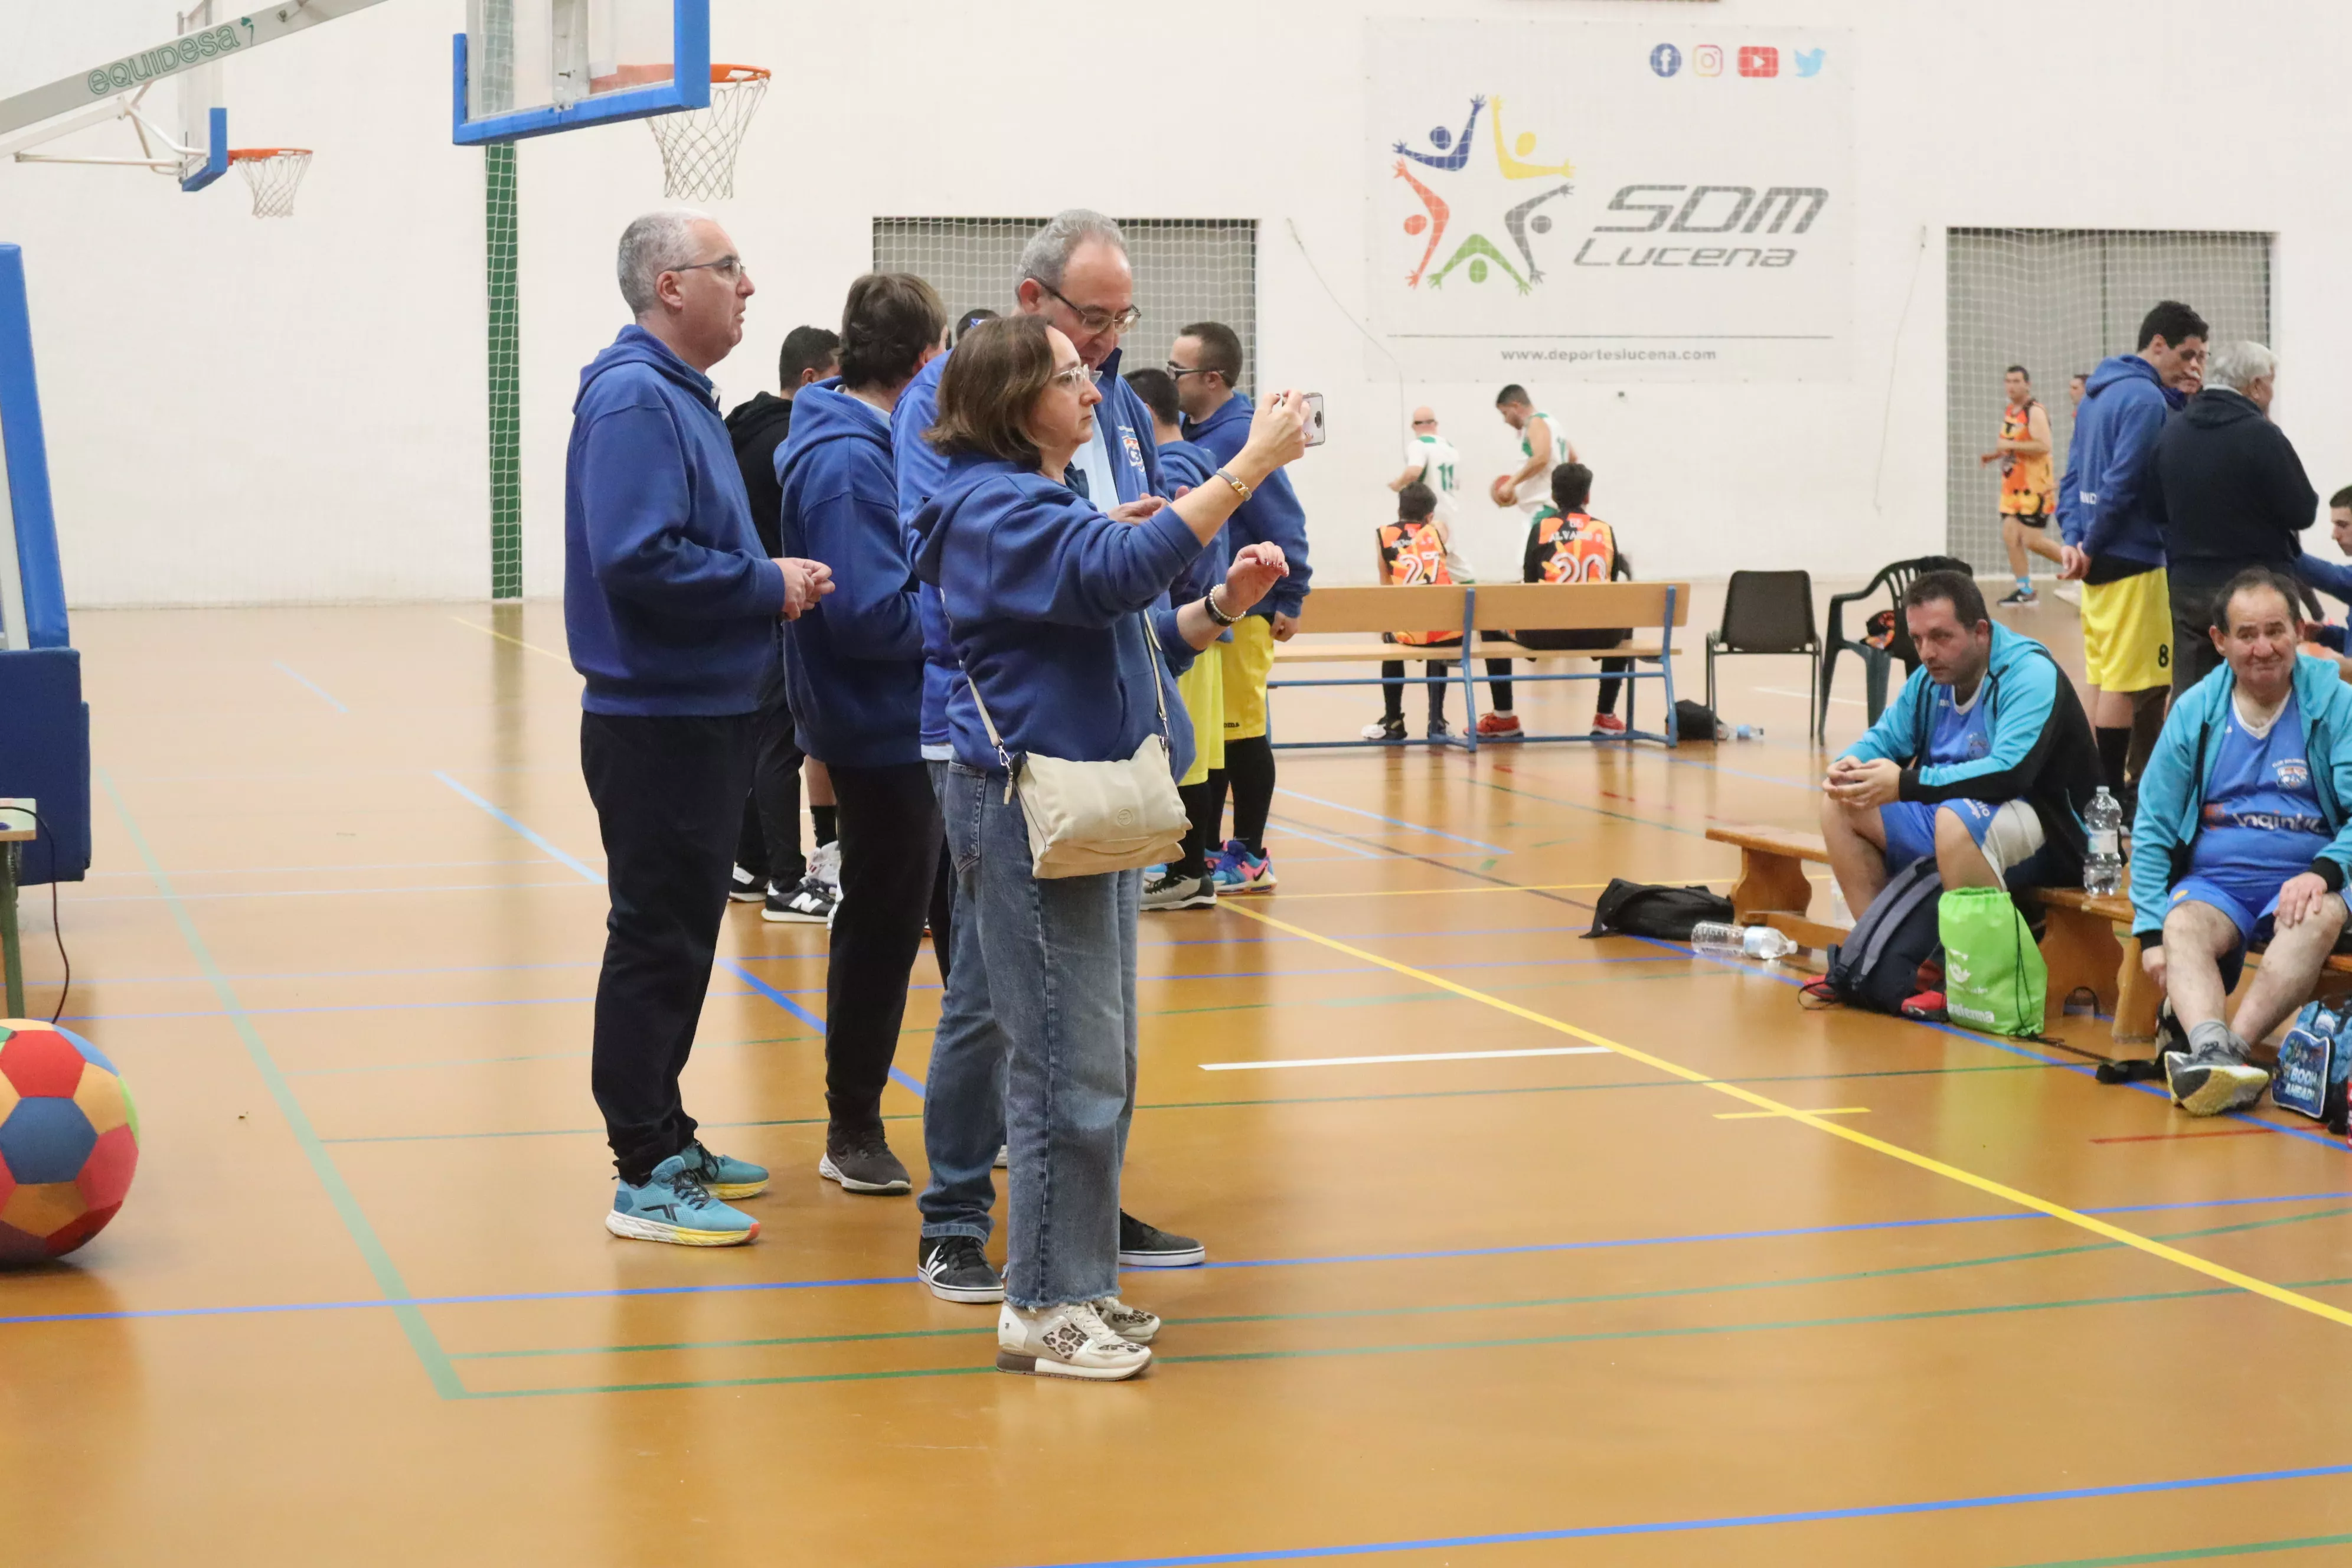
left=566, top=210, right=829, bottom=1247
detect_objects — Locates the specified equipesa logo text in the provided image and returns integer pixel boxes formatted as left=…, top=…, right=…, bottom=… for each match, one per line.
left=85, top=24, right=244, bottom=98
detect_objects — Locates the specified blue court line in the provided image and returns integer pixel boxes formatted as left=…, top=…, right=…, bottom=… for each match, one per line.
left=718, top=956, right=925, bottom=1102
left=83, top=857, right=564, bottom=880
left=272, top=661, right=348, bottom=713
left=433, top=772, right=605, bottom=883
left=71, top=879, right=598, bottom=905
left=1665, top=753, right=1815, bottom=790
left=1265, top=814, right=1385, bottom=860
left=1003, top=1462, right=2352, bottom=1567
left=12, top=1188, right=2350, bottom=1329
left=1272, top=788, right=1509, bottom=853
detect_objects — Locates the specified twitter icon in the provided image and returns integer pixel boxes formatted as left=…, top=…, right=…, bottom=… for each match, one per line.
left=1795, top=47, right=1825, bottom=77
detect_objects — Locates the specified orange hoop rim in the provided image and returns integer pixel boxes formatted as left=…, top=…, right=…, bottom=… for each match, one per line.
left=710, top=63, right=769, bottom=83
left=227, top=147, right=312, bottom=162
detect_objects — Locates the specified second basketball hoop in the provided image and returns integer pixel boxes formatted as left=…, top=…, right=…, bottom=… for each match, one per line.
left=647, top=64, right=766, bottom=202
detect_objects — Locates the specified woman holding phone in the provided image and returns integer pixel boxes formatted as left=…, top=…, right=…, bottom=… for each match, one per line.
left=910, top=315, right=1310, bottom=1380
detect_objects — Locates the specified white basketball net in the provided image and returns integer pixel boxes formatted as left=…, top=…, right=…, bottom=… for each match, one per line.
left=233, top=149, right=311, bottom=218
left=648, top=68, right=767, bottom=201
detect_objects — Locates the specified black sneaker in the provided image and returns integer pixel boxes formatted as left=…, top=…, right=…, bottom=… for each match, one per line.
left=1427, top=718, right=1452, bottom=741
left=918, top=1235, right=1005, bottom=1303
left=1117, top=1210, right=1206, bottom=1268
left=763, top=872, right=835, bottom=925
left=729, top=864, right=765, bottom=903
left=2165, top=1037, right=2270, bottom=1118
left=1997, top=587, right=2039, bottom=606
left=818, top=1124, right=911, bottom=1194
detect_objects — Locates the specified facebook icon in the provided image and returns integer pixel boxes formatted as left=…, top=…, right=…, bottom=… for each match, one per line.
left=1650, top=43, right=1681, bottom=77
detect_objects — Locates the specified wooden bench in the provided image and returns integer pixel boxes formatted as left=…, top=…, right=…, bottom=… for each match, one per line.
left=1707, top=822, right=2124, bottom=1031
left=2039, top=887, right=2352, bottom=1046
left=1270, top=581, right=1691, bottom=752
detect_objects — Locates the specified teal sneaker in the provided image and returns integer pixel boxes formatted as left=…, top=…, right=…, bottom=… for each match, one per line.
left=680, top=1140, right=768, bottom=1200
left=606, top=1154, right=760, bottom=1246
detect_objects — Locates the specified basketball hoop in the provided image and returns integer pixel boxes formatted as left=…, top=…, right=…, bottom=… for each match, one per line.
left=646, top=65, right=767, bottom=201
left=229, top=146, right=310, bottom=218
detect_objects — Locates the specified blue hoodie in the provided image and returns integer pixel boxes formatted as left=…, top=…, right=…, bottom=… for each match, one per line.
left=1185, top=392, right=1311, bottom=619
left=2129, top=653, right=2352, bottom=943
left=564, top=326, right=788, bottom=716
left=774, top=380, right=923, bottom=767
left=1158, top=437, right=1231, bottom=611
left=910, top=455, right=1201, bottom=780
left=893, top=342, right=1166, bottom=753
left=2056, top=354, right=2186, bottom=571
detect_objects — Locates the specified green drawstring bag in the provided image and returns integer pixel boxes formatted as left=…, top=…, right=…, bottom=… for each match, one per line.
left=1939, top=887, right=2046, bottom=1037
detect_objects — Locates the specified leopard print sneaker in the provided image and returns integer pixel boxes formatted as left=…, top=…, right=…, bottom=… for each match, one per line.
left=996, top=1301, right=1152, bottom=1381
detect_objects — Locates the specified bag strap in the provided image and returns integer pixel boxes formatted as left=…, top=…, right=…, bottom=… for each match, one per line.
left=963, top=613, right=1171, bottom=769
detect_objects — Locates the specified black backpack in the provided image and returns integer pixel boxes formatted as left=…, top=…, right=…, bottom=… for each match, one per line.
left=1821, top=857, right=1943, bottom=1014
left=1585, top=878, right=1735, bottom=941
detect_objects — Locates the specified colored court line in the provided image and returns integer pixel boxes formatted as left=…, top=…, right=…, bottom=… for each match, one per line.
left=97, top=769, right=466, bottom=1398
left=17, top=1191, right=2349, bottom=1329
left=1220, top=902, right=2352, bottom=1335
left=270, top=661, right=348, bottom=713
left=1199, top=1046, right=1612, bottom=1072
left=2005, top=1532, right=2352, bottom=1566
left=1270, top=881, right=1616, bottom=900
left=2092, top=1129, right=2278, bottom=1145
left=1714, top=1106, right=1868, bottom=1120
left=1272, top=786, right=1509, bottom=852
left=995, top=1462, right=2352, bottom=1568
left=446, top=613, right=568, bottom=662
left=69, top=879, right=599, bottom=906
left=433, top=772, right=603, bottom=881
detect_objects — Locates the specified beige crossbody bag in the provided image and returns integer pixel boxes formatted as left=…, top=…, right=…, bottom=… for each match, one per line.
left=965, top=616, right=1190, bottom=879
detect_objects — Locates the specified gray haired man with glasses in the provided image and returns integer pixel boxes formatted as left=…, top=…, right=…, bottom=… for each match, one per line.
left=890, top=209, right=1212, bottom=1308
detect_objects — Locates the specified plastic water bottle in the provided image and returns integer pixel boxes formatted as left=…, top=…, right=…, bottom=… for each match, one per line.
left=1691, top=922, right=1799, bottom=961
left=1733, top=725, right=1763, bottom=741
left=2083, top=788, right=2124, bottom=896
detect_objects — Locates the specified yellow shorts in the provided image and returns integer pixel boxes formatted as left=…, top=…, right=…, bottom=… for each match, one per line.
left=1219, top=615, right=1275, bottom=741
left=2080, top=570, right=2173, bottom=692
left=1176, top=649, right=1224, bottom=788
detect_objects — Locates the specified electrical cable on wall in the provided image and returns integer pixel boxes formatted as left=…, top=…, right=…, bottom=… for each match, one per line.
left=1285, top=216, right=1410, bottom=442
left=8, top=803, right=70, bottom=1026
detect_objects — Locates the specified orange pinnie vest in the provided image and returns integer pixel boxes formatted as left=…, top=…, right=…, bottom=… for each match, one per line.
left=1378, top=518, right=1456, bottom=646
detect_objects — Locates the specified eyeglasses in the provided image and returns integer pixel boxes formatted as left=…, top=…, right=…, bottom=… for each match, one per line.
left=1048, top=361, right=1096, bottom=393
left=1165, top=362, right=1219, bottom=381
left=1411, top=418, right=1437, bottom=428
left=1033, top=279, right=1140, bottom=335
left=671, top=254, right=744, bottom=283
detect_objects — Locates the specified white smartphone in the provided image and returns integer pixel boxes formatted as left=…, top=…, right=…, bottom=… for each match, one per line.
left=1304, top=393, right=1327, bottom=447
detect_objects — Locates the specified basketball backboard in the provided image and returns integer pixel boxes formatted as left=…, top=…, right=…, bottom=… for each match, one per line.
left=455, top=0, right=708, bottom=145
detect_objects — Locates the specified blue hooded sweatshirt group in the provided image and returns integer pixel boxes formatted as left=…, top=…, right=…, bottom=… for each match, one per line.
left=893, top=344, right=1168, bottom=754
left=2056, top=353, right=2187, bottom=573
left=774, top=380, right=925, bottom=767
left=910, top=455, right=1202, bottom=782
left=564, top=326, right=788, bottom=716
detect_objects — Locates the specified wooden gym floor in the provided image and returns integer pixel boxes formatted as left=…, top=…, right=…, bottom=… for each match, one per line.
left=6, top=592, right=2351, bottom=1567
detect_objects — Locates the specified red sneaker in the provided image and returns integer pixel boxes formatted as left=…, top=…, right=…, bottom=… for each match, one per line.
left=1475, top=712, right=1523, bottom=739
left=1590, top=713, right=1627, bottom=736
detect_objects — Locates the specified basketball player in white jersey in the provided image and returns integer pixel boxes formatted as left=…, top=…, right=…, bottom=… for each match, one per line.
left=1491, top=384, right=1575, bottom=516
left=1390, top=406, right=1472, bottom=582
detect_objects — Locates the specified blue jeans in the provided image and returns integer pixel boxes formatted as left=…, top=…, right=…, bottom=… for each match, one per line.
left=927, top=763, right=1139, bottom=1308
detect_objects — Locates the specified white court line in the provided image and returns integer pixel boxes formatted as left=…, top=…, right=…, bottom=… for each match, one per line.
left=1756, top=685, right=1863, bottom=708
left=1200, top=1046, right=1614, bottom=1072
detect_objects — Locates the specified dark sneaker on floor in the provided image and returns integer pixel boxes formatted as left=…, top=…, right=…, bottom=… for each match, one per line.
left=1118, top=1210, right=1206, bottom=1268
left=678, top=1139, right=769, bottom=1200
left=1427, top=718, right=1452, bottom=741
left=819, top=1125, right=912, bottom=1194
left=1090, top=1295, right=1161, bottom=1345
left=606, top=1154, right=759, bottom=1246
left=1360, top=714, right=1405, bottom=741
left=1997, top=587, right=2039, bottom=606
left=918, top=1235, right=1004, bottom=1304
left=729, top=864, right=765, bottom=903
left=763, top=872, right=835, bottom=925
left=997, top=1301, right=1151, bottom=1380
left=2165, top=1031, right=2269, bottom=1118
left=1143, top=871, right=1217, bottom=911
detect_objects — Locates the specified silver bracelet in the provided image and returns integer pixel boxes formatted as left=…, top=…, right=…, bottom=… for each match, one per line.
left=1203, top=586, right=1237, bottom=626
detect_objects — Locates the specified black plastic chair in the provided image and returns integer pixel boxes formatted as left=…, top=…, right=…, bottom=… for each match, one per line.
left=1705, top=571, right=1820, bottom=739
left=1818, top=555, right=1972, bottom=736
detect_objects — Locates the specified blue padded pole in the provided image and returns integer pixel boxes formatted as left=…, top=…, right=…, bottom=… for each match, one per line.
left=0, top=245, right=67, bottom=649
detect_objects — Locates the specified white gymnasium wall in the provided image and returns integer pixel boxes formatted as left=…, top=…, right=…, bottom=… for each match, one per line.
left=5, top=0, right=2351, bottom=606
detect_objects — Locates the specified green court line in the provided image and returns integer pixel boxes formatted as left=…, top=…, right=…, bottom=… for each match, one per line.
left=2005, top=1533, right=2352, bottom=1566
left=464, top=1272, right=2352, bottom=1399
left=100, top=769, right=468, bottom=1399
left=287, top=1031, right=815, bottom=1076
left=453, top=1209, right=2352, bottom=1369
left=319, top=1061, right=2062, bottom=1146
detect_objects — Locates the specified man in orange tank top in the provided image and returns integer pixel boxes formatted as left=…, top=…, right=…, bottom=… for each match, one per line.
left=1980, top=364, right=2059, bottom=605
left=1362, top=484, right=1464, bottom=741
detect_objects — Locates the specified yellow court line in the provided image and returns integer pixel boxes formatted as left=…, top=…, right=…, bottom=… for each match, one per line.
left=1220, top=902, right=2352, bottom=1335
left=1716, top=1106, right=1869, bottom=1121
left=447, top=615, right=569, bottom=664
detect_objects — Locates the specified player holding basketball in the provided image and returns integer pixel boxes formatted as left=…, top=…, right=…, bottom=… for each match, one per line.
left=1981, top=365, right=2059, bottom=605
left=566, top=210, right=831, bottom=1247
